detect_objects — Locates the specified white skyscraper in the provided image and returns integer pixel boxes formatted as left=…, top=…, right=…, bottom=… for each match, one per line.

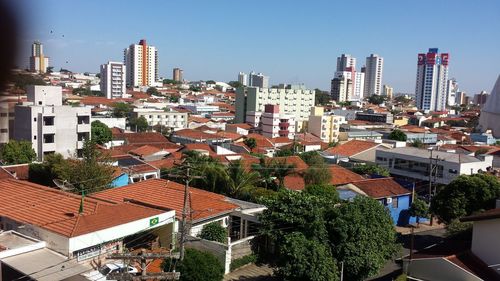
left=29, top=41, right=50, bottom=74
left=336, top=54, right=356, bottom=72
left=124, top=39, right=158, bottom=87
left=446, top=78, right=458, bottom=106
left=363, top=54, right=384, bottom=97
left=415, top=48, right=450, bottom=111
left=238, top=72, right=248, bottom=86
left=100, top=61, right=126, bottom=99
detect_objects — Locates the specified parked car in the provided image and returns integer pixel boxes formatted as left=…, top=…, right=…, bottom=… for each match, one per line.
left=82, top=263, right=138, bottom=281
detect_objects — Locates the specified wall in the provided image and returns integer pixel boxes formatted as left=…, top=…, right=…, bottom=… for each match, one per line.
left=407, top=257, right=482, bottom=281
left=185, top=235, right=231, bottom=274
left=471, top=218, right=500, bottom=266
left=381, top=195, right=411, bottom=225
left=230, top=236, right=253, bottom=261
left=110, top=173, right=129, bottom=187
left=189, top=217, right=228, bottom=237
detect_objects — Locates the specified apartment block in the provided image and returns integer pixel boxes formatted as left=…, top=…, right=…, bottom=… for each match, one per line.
left=124, top=39, right=158, bottom=87
left=308, top=106, right=343, bottom=143
left=29, top=41, right=49, bottom=74
left=131, top=108, right=188, bottom=131
left=247, top=104, right=296, bottom=139
left=100, top=61, right=126, bottom=99
left=375, top=147, right=493, bottom=184
left=13, top=86, right=91, bottom=160
left=415, top=48, right=449, bottom=111
left=235, top=87, right=315, bottom=131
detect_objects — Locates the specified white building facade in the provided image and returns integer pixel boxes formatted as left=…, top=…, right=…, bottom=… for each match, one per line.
left=131, top=108, right=188, bottom=131
left=238, top=72, right=248, bottom=86
left=13, top=86, right=91, bottom=160
left=363, top=54, right=384, bottom=97
left=29, top=41, right=49, bottom=74
left=100, top=61, right=126, bottom=99
left=236, top=87, right=315, bottom=132
left=415, top=48, right=450, bottom=111
left=124, top=39, right=158, bottom=87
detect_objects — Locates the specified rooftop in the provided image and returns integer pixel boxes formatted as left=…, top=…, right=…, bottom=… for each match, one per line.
left=329, top=165, right=364, bottom=185
left=379, top=147, right=484, bottom=163
left=324, top=140, right=380, bottom=157
left=349, top=178, right=411, bottom=199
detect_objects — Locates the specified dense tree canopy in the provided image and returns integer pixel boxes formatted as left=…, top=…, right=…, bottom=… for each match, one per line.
left=146, top=87, right=159, bottom=95
left=228, top=81, right=243, bottom=88
left=409, top=198, right=429, bottom=225
left=303, top=163, right=332, bottom=186
left=388, top=129, right=407, bottom=141
left=91, top=120, right=112, bottom=145
left=130, top=116, right=148, bottom=132
left=200, top=222, right=227, bottom=244
left=368, top=94, right=386, bottom=105
left=0, top=140, right=37, bottom=165
left=314, top=89, right=331, bottom=106
left=352, top=164, right=390, bottom=177
left=112, top=102, right=132, bottom=118
left=431, top=174, right=500, bottom=223
left=243, top=138, right=257, bottom=151
left=327, top=196, right=399, bottom=281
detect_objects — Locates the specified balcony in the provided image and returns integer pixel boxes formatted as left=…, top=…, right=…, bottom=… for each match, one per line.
left=43, top=125, right=56, bottom=134
left=278, top=130, right=289, bottom=136
left=77, top=123, right=90, bottom=132
left=279, top=122, right=289, bottom=128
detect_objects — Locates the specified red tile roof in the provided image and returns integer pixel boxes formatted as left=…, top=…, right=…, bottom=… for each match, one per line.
left=3, top=164, right=29, bottom=180
left=120, top=132, right=171, bottom=145
left=226, top=123, right=252, bottom=130
left=146, top=158, right=177, bottom=170
left=0, top=179, right=164, bottom=237
left=172, top=129, right=221, bottom=141
left=0, top=167, right=16, bottom=180
left=92, top=179, right=239, bottom=221
left=188, top=116, right=211, bottom=123
left=129, top=145, right=163, bottom=157
left=266, top=156, right=309, bottom=171
left=284, top=174, right=305, bottom=191
left=329, top=165, right=364, bottom=185
left=351, top=178, right=411, bottom=199
left=182, top=143, right=216, bottom=156
left=324, top=140, right=379, bottom=157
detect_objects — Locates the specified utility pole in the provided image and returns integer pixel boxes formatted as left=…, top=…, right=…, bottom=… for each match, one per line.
left=106, top=249, right=181, bottom=280
left=168, top=162, right=203, bottom=261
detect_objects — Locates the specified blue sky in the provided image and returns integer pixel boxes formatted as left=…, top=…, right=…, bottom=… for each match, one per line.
left=15, top=0, right=500, bottom=94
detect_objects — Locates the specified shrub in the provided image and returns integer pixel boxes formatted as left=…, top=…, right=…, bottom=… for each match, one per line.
left=200, top=222, right=227, bottom=244
left=163, top=248, right=224, bottom=281
left=230, top=254, right=257, bottom=271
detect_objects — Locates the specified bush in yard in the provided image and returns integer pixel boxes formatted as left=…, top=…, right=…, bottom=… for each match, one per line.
left=200, top=222, right=227, bottom=244
left=163, top=248, right=224, bottom=281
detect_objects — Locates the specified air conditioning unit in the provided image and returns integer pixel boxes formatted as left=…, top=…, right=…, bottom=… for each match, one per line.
left=386, top=197, right=393, bottom=204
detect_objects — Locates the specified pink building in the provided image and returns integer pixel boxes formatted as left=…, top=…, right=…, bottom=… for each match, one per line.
left=246, top=104, right=296, bottom=139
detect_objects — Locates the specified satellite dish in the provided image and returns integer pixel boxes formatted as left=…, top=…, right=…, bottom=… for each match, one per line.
left=53, top=179, right=75, bottom=191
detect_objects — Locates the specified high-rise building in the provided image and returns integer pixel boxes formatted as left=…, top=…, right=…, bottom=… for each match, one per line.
left=124, top=39, right=158, bottom=87
left=363, top=54, right=384, bottom=97
left=415, top=48, right=450, bottom=111
left=13, top=86, right=91, bottom=161
left=330, top=72, right=353, bottom=102
left=29, top=41, right=50, bottom=73
left=337, top=54, right=356, bottom=72
left=235, top=87, right=315, bottom=132
left=456, top=91, right=468, bottom=105
left=100, top=61, right=126, bottom=99
left=308, top=106, right=343, bottom=143
left=383, top=85, right=394, bottom=100
left=238, top=72, right=248, bottom=86
left=249, top=72, right=269, bottom=88
left=446, top=78, right=458, bottom=106
left=247, top=104, right=296, bottom=139
left=473, top=91, right=489, bottom=107
left=173, top=68, right=183, bottom=82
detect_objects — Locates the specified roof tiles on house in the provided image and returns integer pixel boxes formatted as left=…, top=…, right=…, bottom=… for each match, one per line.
left=329, top=165, right=364, bottom=185
left=351, top=178, right=411, bottom=199
left=324, top=140, right=379, bottom=157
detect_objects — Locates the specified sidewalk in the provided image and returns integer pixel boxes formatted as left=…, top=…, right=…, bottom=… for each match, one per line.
left=395, top=220, right=445, bottom=235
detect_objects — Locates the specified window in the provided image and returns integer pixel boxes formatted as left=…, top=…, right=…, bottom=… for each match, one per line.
left=34, top=117, right=37, bottom=122
left=448, top=168, right=458, bottom=174
left=392, top=197, right=398, bottom=208
left=0, top=129, right=7, bottom=133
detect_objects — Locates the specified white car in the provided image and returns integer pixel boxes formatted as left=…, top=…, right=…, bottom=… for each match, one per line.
left=83, top=263, right=139, bottom=281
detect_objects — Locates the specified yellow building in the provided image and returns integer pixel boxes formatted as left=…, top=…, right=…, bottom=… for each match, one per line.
left=393, top=116, right=409, bottom=127
left=307, top=106, right=344, bottom=143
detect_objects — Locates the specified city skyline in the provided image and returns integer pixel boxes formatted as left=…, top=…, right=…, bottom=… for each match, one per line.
left=15, top=0, right=500, bottom=95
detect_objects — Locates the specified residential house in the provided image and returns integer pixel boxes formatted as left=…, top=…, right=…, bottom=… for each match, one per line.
left=321, top=140, right=391, bottom=164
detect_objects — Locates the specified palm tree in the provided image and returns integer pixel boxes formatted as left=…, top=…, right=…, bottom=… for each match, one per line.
left=269, top=159, right=296, bottom=189
left=224, top=160, right=260, bottom=198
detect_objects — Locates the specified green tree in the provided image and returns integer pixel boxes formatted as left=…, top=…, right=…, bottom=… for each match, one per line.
left=327, top=196, right=399, bottom=281
left=388, top=129, right=407, bottom=141
left=352, top=164, right=390, bottom=177
left=409, top=198, right=429, bottom=226
left=368, top=94, right=386, bottom=105
left=189, top=86, right=201, bottom=92
left=200, top=222, right=227, bottom=244
left=303, top=164, right=332, bottom=186
left=91, top=121, right=112, bottom=145
left=72, top=87, right=92, bottom=96
left=0, top=140, right=37, bottom=165
left=28, top=153, right=67, bottom=186
left=11, top=73, right=46, bottom=89
left=206, top=80, right=216, bottom=84
left=276, top=232, right=339, bottom=281
left=130, top=116, right=149, bottom=132
left=314, top=89, right=331, bottom=106
left=112, top=102, right=132, bottom=118
left=146, top=87, right=159, bottom=95
left=304, top=184, right=339, bottom=203
left=269, top=159, right=296, bottom=189
left=228, top=81, right=243, bottom=88
left=163, top=248, right=224, bottom=281
left=275, top=148, right=294, bottom=157
left=431, top=174, right=500, bottom=223
left=224, top=160, right=260, bottom=198
left=163, top=79, right=181, bottom=85
left=243, top=138, right=257, bottom=152
left=299, top=151, right=325, bottom=166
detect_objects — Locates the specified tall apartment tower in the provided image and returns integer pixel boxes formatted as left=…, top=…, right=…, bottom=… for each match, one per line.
left=238, top=72, right=248, bottom=86
left=100, top=62, right=126, bottom=99
left=363, top=54, right=384, bottom=97
left=249, top=72, right=269, bottom=88
left=331, top=72, right=353, bottom=102
left=124, top=39, right=158, bottom=87
left=415, top=48, right=450, bottom=111
left=383, top=85, right=394, bottom=100
left=336, top=54, right=356, bottom=72
left=173, top=68, right=183, bottom=82
left=29, top=41, right=50, bottom=73
left=446, top=78, right=458, bottom=106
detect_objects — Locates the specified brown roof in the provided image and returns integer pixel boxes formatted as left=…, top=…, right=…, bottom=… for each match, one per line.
left=266, top=156, right=309, bottom=171
left=245, top=134, right=274, bottom=148
left=189, top=116, right=211, bottom=123
left=461, top=208, right=500, bottom=222
left=0, top=179, right=164, bottom=237
left=172, top=129, right=221, bottom=141
left=351, top=178, right=411, bottom=198
left=129, top=145, right=163, bottom=157
left=284, top=174, right=305, bottom=191
left=226, top=123, right=252, bottom=130
left=329, top=165, right=364, bottom=185
left=146, top=158, right=177, bottom=170
left=92, top=179, right=239, bottom=221
left=120, top=132, right=171, bottom=145
left=324, top=140, right=379, bottom=157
